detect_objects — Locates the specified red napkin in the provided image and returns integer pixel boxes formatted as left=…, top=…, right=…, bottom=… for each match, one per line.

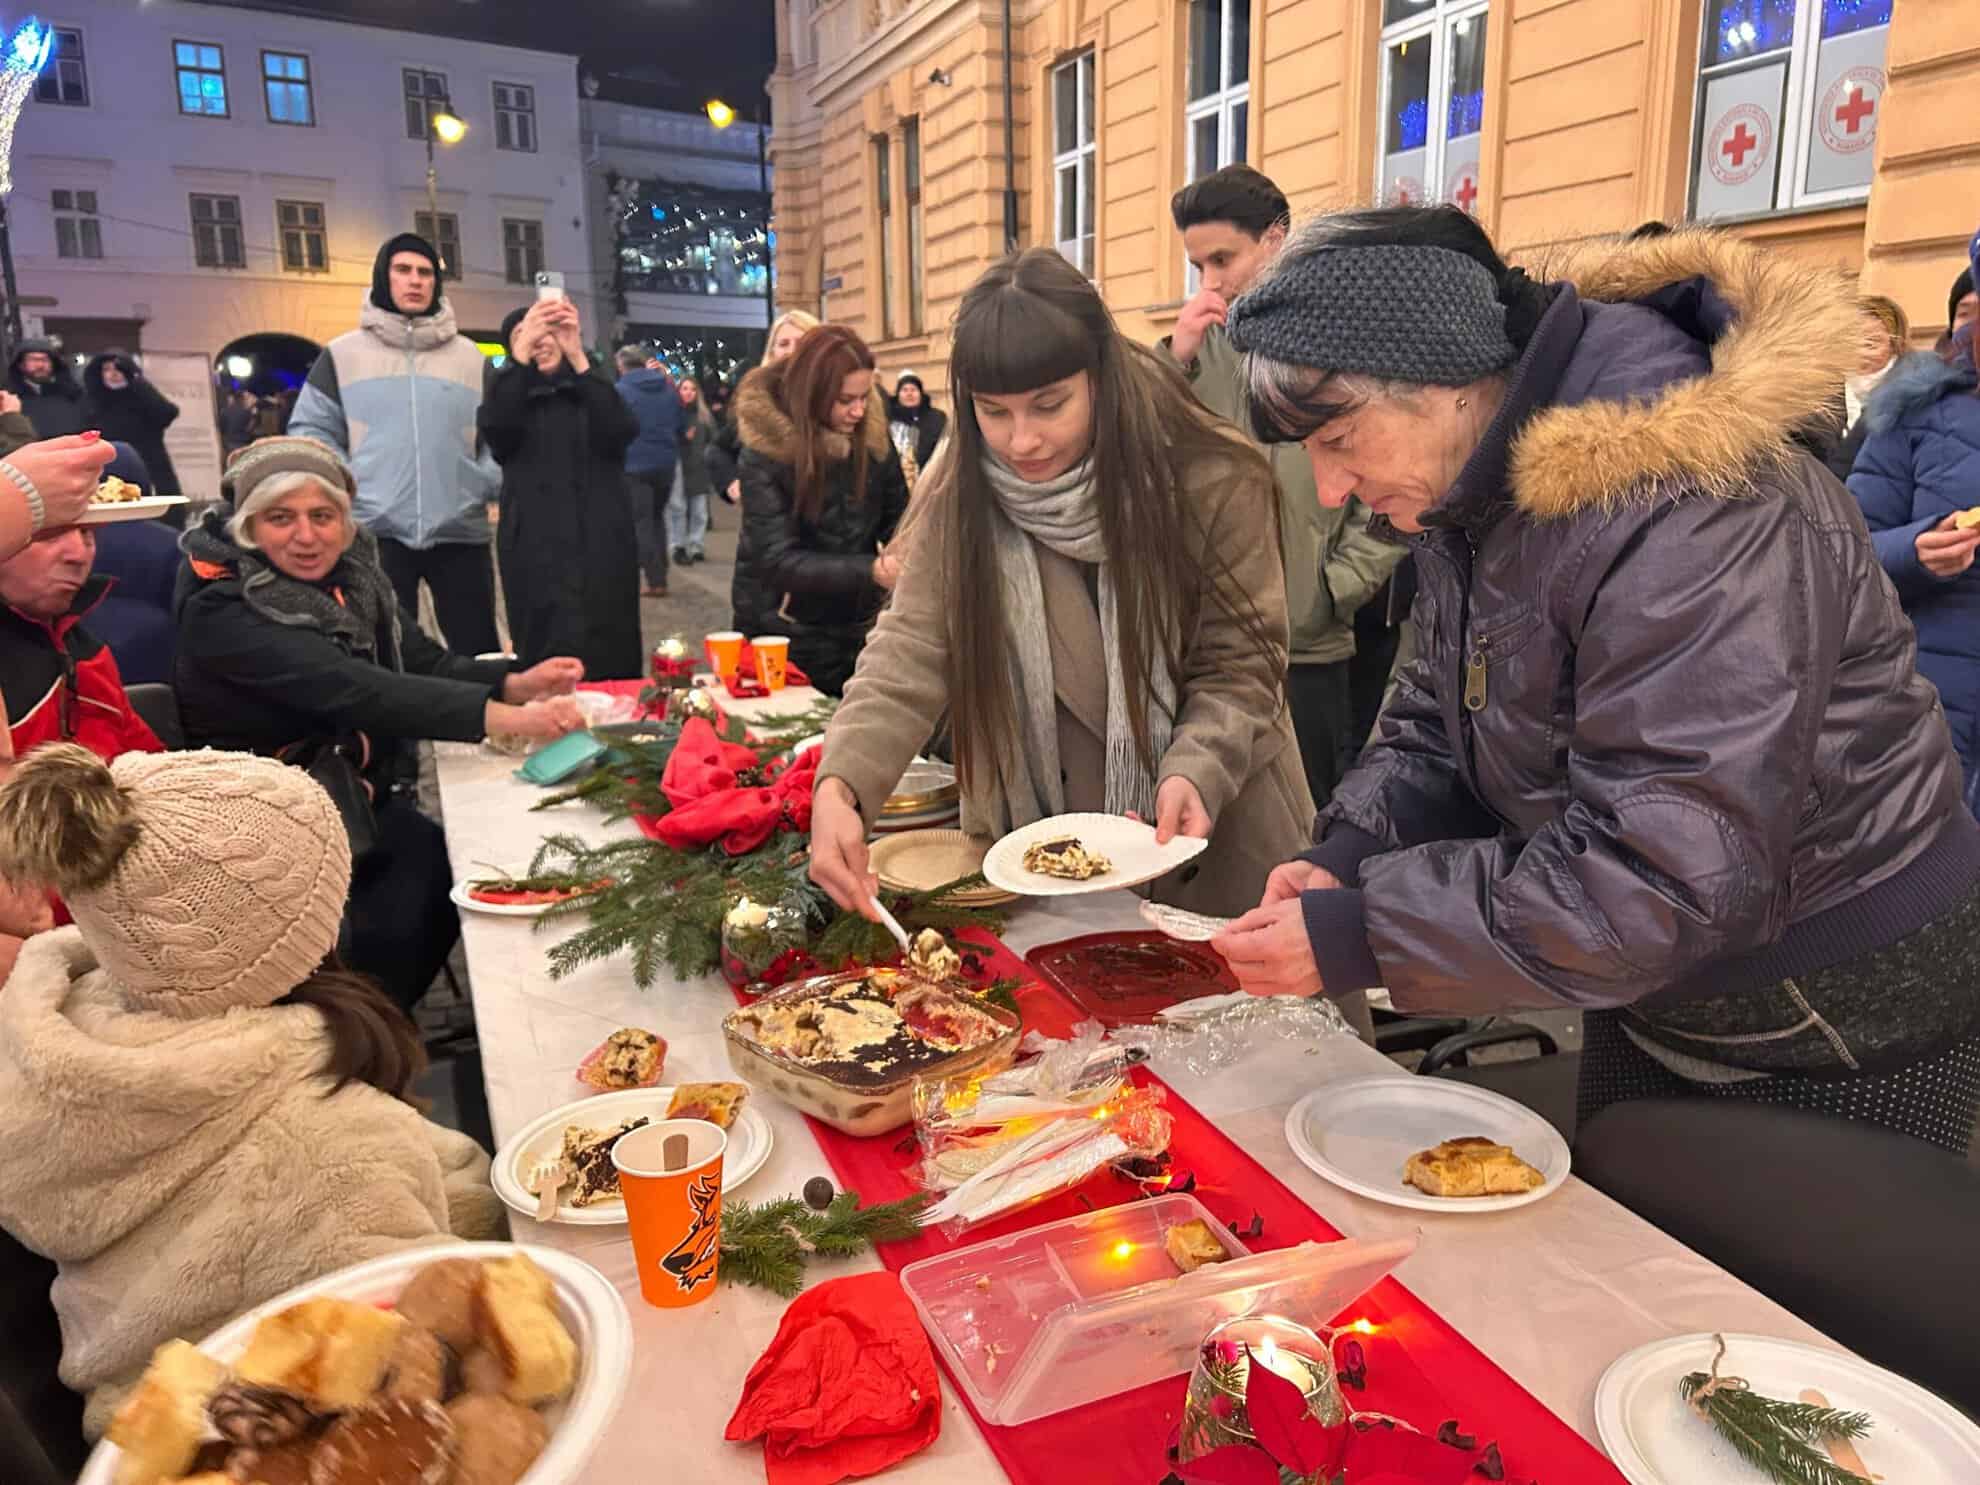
left=724, top=640, right=812, bottom=698
left=725, top=1271, right=941, bottom=1485
left=652, top=717, right=820, bottom=854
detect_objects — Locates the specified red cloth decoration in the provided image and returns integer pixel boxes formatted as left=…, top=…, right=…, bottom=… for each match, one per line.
left=725, top=1271, right=941, bottom=1485
left=723, top=640, right=812, bottom=699
left=648, top=717, right=820, bottom=855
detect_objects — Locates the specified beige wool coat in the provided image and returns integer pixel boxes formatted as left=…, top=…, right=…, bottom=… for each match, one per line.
left=822, top=446, right=1314, bottom=917
left=0, top=930, right=504, bottom=1437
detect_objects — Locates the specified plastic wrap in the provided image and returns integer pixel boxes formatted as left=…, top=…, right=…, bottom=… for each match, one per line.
left=1107, top=990, right=1355, bottom=1078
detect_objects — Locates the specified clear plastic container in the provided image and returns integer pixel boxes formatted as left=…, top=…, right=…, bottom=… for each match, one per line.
left=898, top=1194, right=1417, bottom=1426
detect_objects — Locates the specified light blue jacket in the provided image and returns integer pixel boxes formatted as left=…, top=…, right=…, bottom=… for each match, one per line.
left=288, top=295, right=500, bottom=548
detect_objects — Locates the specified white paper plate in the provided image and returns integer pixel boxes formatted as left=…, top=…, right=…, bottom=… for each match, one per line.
left=451, top=873, right=606, bottom=918
left=982, top=812, right=1210, bottom=897
left=80, top=494, right=188, bottom=525
left=1283, top=1074, right=1570, bottom=1213
left=77, top=1240, right=631, bottom=1485
left=493, top=1085, right=772, bottom=1224
left=1595, top=1331, right=1980, bottom=1484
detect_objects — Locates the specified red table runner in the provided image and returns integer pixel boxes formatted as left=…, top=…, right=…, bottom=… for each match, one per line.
left=744, top=931, right=1624, bottom=1485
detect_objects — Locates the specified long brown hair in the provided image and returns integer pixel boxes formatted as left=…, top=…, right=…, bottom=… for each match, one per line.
left=935, top=248, right=1278, bottom=789
left=279, top=958, right=427, bottom=1105
left=781, top=324, right=875, bottom=521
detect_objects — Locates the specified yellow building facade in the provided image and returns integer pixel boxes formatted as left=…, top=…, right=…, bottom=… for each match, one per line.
left=769, top=0, right=1978, bottom=393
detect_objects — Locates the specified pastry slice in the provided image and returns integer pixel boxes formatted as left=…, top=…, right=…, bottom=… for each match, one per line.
left=1956, top=506, right=1980, bottom=531
left=107, top=1339, right=228, bottom=1485
left=234, top=1297, right=404, bottom=1411
left=666, top=1080, right=750, bottom=1129
left=474, top=1254, right=577, bottom=1405
left=577, top=1026, right=667, bottom=1089
left=1022, top=837, right=1112, bottom=880
left=1402, top=1136, right=1545, bottom=1198
left=310, top=1397, right=455, bottom=1485
left=558, top=1116, right=650, bottom=1206
left=1164, top=1218, right=1231, bottom=1272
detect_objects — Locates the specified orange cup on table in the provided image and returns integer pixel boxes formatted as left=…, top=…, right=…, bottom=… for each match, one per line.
left=612, top=1119, right=727, bottom=1308
left=751, top=634, right=791, bottom=692
left=703, top=630, right=745, bottom=682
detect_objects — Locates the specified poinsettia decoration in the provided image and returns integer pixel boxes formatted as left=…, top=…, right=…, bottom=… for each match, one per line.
left=639, top=715, right=821, bottom=855
left=1172, top=1339, right=1521, bottom=1485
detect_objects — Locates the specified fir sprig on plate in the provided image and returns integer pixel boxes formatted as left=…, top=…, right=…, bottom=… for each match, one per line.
left=1680, top=1336, right=1873, bottom=1485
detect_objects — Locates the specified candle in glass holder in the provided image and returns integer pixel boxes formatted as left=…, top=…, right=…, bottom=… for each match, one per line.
left=1177, top=1315, right=1344, bottom=1473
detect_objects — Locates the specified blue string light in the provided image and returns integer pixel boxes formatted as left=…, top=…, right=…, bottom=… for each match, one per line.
left=1820, top=0, right=1892, bottom=40
left=1394, top=97, right=1428, bottom=152
left=1708, top=0, right=1796, bottom=64
left=1447, top=88, right=1484, bottom=140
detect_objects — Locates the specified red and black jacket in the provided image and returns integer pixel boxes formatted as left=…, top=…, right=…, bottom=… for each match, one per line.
left=2, top=575, right=163, bottom=761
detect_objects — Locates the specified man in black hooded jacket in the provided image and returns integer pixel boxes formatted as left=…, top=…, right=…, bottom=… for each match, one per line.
left=7, top=340, right=86, bottom=439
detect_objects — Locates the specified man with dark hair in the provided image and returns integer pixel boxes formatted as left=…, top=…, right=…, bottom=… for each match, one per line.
left=1164, top=165, right=1403, bottom=810
left=1950, top=267, right=1978, bottom=340
left=615, top=343, right=683, bottom=595
left=6, top=341, right=86, bottom=439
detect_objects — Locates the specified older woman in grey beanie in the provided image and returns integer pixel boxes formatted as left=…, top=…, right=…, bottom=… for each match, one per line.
left=173, top=436, right=587, bottom=1009
left=1210, top=206, right=1980, bottom=1153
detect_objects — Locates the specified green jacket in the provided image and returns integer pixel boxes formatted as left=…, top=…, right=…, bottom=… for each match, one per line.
left=1181, top=326, right=1403, bottom=664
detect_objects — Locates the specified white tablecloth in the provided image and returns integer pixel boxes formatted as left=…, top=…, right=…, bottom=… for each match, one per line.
left=434, top=695, right=1841, bottom=1481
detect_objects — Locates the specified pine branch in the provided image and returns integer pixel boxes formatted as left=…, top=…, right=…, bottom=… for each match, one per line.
left=813, top=873, right=1009, bottom=968
left=1680, top=1373, right=1873, bottom=1485
left=719, top=1191, right=931, bottom=1297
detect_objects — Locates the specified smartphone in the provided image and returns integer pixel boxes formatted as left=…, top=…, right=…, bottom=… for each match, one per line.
left=534, top=269, right=566, bottom=302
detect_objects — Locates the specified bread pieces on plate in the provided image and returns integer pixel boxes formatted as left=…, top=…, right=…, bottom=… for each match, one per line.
left=473, top=1253, right=577, bottom=1405
left=1402, top=1136, right=1545, bottom=1198
left=107, top=1339, right=228, bottom=1485
left=233, top=1297, right=403, bottom=1411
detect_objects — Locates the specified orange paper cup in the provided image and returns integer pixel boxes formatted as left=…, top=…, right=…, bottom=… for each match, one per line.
left=751, top=634, right=790, bottom=692
left=612, top=1119, right=728, bottom=1308
left=703, top=630, right=744, bottom=680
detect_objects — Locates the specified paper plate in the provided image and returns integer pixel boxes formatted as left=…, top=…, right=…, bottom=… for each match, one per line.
left=1283, top=1074, right=1570, bottom=1213
left=870, top=829, right=1016, bottom=905
left=983, top=812, right=1209, bottom=897
left=492, top=1085, right=772, bottom=1225
left=451, top=873, right=607, bottom=918
left=76, top=1240, right=631, bottom=1485
left=80, top=494, right=188, bottom=525
left=1595, top=1331, right=1980, bottom=1484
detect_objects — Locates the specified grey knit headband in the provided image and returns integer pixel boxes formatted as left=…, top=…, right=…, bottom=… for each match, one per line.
left=1226, top=244, right=1517, bottom=386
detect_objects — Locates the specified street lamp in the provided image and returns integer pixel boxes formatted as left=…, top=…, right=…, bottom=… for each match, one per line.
left=424, top=95, right=467, bottom=273
left=706, top=97, right=773, bottom=335
left=0, top=16, right=55, bottom=366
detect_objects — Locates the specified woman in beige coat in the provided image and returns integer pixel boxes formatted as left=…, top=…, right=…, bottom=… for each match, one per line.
left=0, top=744, right=502, bottom=1438
left=810, top=249, right=1313, bottom=919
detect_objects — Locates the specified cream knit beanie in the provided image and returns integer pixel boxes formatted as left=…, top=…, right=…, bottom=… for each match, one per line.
left=0, top=745, right=351, bottom=1016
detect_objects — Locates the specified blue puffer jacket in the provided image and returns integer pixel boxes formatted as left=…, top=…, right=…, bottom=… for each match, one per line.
left=1849, top=349, right=1980, bottom=805
left=615, top=367, right=683, bottom=475
left=288, top=296, right=500, bottom=548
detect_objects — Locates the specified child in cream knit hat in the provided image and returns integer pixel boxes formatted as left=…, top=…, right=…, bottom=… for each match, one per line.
left=0, top=744, right=503, bottom=1438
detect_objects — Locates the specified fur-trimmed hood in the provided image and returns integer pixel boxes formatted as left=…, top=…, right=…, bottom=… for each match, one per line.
left=1510, top=229, right=1859, bottom=519
left=1862, top=349, right=1978, bottom=435
left=734, top=359, right=891, bottom=467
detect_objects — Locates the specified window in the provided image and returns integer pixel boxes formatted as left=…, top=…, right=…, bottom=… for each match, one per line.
left=277, top=200, right=328, bottom=274
left=51, top=189, right=102, bottom=260
left=262, top=51, right=313, bottom=125
left=494, top=82, right=537, bottom=152
left=174, top=40, right=228, bottom=118
left=1052, top=52, right=1097, bottom=275
left=904, top=118, right=924, bottom=334
left=611, top=179, right=771, bottom=297
left=414, top=210, right=462, bottom=279
left=874, top=136, right=896, bottom=340
left=404, top=68, right=449, bottom=139
left=1377, top=0, right=1487, bottom=211
left=1690, top=0, right=1890, bottom=219
left=1185, top=0, right=1250, bottom=181
left=502, top=218, right=544, bottom=284
left=34, top=28, right=87, bottom=106
left=189, top=194, right=244, bottom=269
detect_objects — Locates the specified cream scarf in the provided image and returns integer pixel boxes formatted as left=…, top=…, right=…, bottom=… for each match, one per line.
left=978, top=452, right=1176, bottom=832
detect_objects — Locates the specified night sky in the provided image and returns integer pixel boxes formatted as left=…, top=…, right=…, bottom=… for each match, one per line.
left=192, top=0, right=779, bottom=114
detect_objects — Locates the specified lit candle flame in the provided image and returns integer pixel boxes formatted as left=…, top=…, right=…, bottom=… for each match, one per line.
left=1347, top=1319, right=1377, bottom=1336
left=1111, top=1240, right=1135, bottom=1261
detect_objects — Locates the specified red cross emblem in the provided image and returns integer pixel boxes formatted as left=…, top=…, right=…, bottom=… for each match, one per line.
left=1834, top=87, right=1874, bottom=134
left=1721, top=123, right=1757, bottom=167
left=1706, top=103, right=1771, bottom=187
left=1453, top=175, right=1478, bottom=212
left=1818, top=67, right=1884, bottom=156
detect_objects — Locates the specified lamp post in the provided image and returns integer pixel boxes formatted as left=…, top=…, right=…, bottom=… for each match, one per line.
left=706, top=97, right=774, bottom=336
left=0, top=17, right=55, bottom=368
left=424, top=93, right=467, bottom=273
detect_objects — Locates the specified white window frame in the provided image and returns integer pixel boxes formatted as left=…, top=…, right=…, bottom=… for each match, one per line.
left=502, top=218, right=544, bottom=285
left=1184, top=0, right=1250, bottom=182
left=276, top=199, right=328, bottom=274
left=874, top=135, right=896, bottom=341
left=903, top=117, right=924, bottom=334
left=493, top=81, right=537, bottom=153
left=1375, top=0, right=1488, bottom=209
left=1052, top=51, right=1096, bottom=276
left=51, top=189, right=102, bottom=259
left=1688, top=0, right=1886, bottom=218
left=34, top=27, right=88, bottom=107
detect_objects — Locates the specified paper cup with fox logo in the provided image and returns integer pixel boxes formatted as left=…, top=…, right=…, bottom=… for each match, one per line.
left=612, top=1120, right=727, bottom=1308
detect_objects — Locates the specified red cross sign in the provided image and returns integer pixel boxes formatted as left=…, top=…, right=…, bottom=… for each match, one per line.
left=1834, top=86, right=1874, bottom=134
left=1721, top=123, right=1758, bottom=167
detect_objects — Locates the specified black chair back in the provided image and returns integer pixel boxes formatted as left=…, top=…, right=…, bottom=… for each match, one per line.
left=124, top=682, right=185, bottom=750
left=1576, top=1098, right=1980, bottom=1413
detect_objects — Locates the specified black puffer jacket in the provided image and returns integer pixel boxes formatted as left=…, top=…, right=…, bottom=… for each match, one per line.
left=731, top=362, right=909, bottom=694
left=82, top=353, right=182, bottom=497
left=7, top=340, right=85, bottom=439
left=1297, top=231, right=1980, bottom=1074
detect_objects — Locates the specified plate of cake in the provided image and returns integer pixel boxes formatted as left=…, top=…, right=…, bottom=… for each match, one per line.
left=77, top=1242, right=630, bottom=1485
left=492, top=1082, right=770, bottom=1226
left=982, top=812, right=1210, bottom=898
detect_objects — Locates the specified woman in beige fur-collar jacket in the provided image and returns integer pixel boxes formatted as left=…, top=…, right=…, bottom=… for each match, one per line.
left=0, top=746, right=502, bottom=1438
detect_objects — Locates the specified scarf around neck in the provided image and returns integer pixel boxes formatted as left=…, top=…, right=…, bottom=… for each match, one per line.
left=183, top=511, right=402, bottom=668
left=979, top=452, right=1176, bottom=832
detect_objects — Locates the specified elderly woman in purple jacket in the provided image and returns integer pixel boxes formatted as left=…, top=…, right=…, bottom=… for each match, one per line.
left=1211, top=208, right=1980, bottom=1154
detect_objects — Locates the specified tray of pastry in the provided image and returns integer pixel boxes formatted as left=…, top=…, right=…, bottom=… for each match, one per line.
left=723, top=965, right=1020, bottom=1136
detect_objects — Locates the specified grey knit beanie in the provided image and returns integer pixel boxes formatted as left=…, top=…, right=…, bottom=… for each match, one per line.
left=221, top=436, right=356, bottom=546
left=1226, top=245, right=1518, bottom=386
